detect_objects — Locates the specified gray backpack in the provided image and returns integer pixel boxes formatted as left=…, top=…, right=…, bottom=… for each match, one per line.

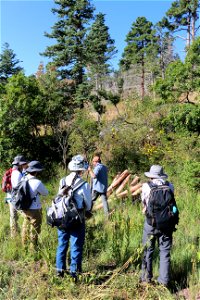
left=46, top=176, right=85, bottom=230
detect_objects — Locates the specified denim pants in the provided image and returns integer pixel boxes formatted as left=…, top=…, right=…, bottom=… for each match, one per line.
left=92, top=191, right=109, bottom=215
left=56, top=221, right=85, bottom=274
left=141, top=220, right=173, bottom=285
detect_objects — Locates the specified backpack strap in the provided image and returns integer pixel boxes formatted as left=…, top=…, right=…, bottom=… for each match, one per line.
left=71, top=178, right=85, bottom=192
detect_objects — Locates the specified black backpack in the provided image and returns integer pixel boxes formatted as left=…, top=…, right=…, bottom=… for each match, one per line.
left=46, top=176, right=85, bottom=230
left=11, top=177, right=35, bottom=210
left=146, top=182, right=179, bottom=232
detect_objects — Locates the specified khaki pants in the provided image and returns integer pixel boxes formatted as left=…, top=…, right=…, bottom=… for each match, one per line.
left=21, top=209, right=42, bottom=250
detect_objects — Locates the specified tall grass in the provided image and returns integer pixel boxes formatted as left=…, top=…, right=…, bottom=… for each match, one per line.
left=0, top=170, right=199, bottom=299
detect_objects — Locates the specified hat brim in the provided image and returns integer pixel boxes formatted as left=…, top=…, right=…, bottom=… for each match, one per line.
left=144, top=172, right=168, bottom=179
left=26, top=167, right=43, bottom=173
left=12, top=161, right=27, bottom=165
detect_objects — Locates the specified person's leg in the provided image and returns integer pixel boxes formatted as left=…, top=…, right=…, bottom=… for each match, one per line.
left=92, top=190, right=99, bottom=202
left=70, top=222, right=85, bottom=275
left=157, top=233, right=172, bottom=286
left=56, top=229, right=70, bottom=275
left=9, top=202, right=19, bottom=237
left=28, top=209, right=42, bottom=250
left=21, top=212, right=30, bottom=246
left=100, top=193, right=109, bottom=215
left=141, top=222, right=156, bottom=283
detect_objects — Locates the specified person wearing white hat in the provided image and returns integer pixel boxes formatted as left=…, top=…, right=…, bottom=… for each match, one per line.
left=20, top=160, right=48, bottom=250
left=56, top=155, right=92, bottom=280
left=140, top=165, right=175, bottom=287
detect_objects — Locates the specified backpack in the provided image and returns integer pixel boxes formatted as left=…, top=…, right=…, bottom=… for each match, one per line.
left=2, top=168, right=13, bottom=193
left=146, top=182, right=179, bottom=232
left=46, top=176, right=85, bottom=230
left=11, top=177, right=35, bottom=210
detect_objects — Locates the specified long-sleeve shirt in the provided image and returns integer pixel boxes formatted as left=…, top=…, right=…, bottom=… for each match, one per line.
left=26, top=174, right=48, bottom=209
left=58, top=172, right=92, bottom=211
left=92, top=163, right=108, bottom=193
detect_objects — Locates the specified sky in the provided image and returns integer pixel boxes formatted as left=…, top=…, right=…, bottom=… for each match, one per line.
left=1, top=0, right=181, bottom=76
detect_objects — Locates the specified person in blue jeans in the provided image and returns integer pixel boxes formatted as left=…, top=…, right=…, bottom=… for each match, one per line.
left=56, top=155, right=92, bottom=280
left=88, top=154, right=109, bottom=215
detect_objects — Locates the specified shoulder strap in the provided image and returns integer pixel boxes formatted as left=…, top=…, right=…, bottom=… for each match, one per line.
left=71, top=178, right=85, bottom=192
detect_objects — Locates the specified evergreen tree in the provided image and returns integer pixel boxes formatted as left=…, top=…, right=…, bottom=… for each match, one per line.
left=0, top=43, right=23, bottom=83
left=155, top=22, right=177, bottom=79
left=163, top=0, right=199, bottom=48
left=42, top=0, right=94, bottom=87
left=86, top=13, right=117, bottom=90
left=120, top=17, right=158, bottom=99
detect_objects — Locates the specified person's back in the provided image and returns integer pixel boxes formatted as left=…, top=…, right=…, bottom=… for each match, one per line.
left=141, top=165, right=176, bottom=287
left=8, top=155, right=28, bottom=237
left=20, top=160, right=48, bottom=250
left=56, top=155, right=92, bottom=280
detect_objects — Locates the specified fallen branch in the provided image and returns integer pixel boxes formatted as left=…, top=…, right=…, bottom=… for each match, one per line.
left=115, top=174, right=131, bottom=195
left=107, top=170, right=130, bottom=197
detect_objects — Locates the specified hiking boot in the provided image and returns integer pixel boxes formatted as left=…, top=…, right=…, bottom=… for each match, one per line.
left=56, top=271, right=64, bottom=278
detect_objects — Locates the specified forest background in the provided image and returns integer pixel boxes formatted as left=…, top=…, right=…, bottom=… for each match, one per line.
left=0, top=0, right=199, bottom=299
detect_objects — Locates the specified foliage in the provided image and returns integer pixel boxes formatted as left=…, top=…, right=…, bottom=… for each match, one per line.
left=68, top=108, right=99, bottom=160
left=120, top=17, right=159, bottom=98
left=85, top=12, right=117, bottom=89
left=0, top=43, right=23, bottom=83
left=182, top=160, right=200, bottom=191
left=161, top=104, right=200, bottom=133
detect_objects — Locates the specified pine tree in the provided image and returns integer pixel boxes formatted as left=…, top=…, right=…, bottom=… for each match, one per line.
left=164, top=0, right=199, bottom=48
left=85, top=12, right=117, bottom=90
left=42, top=0, right=94, bottom=86
left=0, top=43, right=23, bottom=83
left=120, top=17, right=158, bottom=99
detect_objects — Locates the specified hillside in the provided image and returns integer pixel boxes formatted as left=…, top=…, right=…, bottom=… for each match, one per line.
left=0, top=94, right=199, bottom=299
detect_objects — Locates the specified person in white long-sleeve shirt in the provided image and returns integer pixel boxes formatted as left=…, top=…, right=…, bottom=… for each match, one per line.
left=20, top=160, right=48, bottom=250
left=9, top=155, right=28, bottom=237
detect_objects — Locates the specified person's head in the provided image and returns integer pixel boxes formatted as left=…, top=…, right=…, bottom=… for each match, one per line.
left=26, top=160, right=44, bottom=176
left=12, top=155, right=28, bottom=171
left=68, top=155, right=88, bottom=175
left=144, top=165, right=168, bottom=180
left=92, top=154, right=101, bottom=167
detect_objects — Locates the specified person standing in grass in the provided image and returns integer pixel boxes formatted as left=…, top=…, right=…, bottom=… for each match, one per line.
left=56, top=155, right=92, bottom=280
left=8, top=155, right=28, bottom=237
left=88, top=154, right=109, bottom=215
left=140, top=165, right=176, bottom=287
left=21, top=160, right=48, bottom=250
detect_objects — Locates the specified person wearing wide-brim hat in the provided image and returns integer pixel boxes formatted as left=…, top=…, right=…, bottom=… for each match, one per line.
left=56, top=154, right=92, bottom=281
left=8, top=155, right=28, bottom=237
left=140, top=165, right=175, bottom=287
left=20, top=160, right=48, bottom=250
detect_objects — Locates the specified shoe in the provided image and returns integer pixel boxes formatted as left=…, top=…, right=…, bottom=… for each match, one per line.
left=56, top=271, right=64, bottom=278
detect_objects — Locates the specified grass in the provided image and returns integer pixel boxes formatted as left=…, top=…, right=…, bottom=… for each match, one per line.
left=0, top=182, right=199, bottom=299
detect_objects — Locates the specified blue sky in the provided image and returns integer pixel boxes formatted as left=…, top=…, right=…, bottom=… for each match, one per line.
left=1, top=0, right=179, bottom=76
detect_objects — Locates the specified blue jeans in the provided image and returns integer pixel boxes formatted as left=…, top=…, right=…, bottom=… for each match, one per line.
left=56, top=221, right=85, bottom=274
left=141, top=220, right=173, bottom=285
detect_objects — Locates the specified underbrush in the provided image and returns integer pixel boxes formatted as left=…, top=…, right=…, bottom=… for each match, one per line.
left=0, top=185, right=199, bottom=299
